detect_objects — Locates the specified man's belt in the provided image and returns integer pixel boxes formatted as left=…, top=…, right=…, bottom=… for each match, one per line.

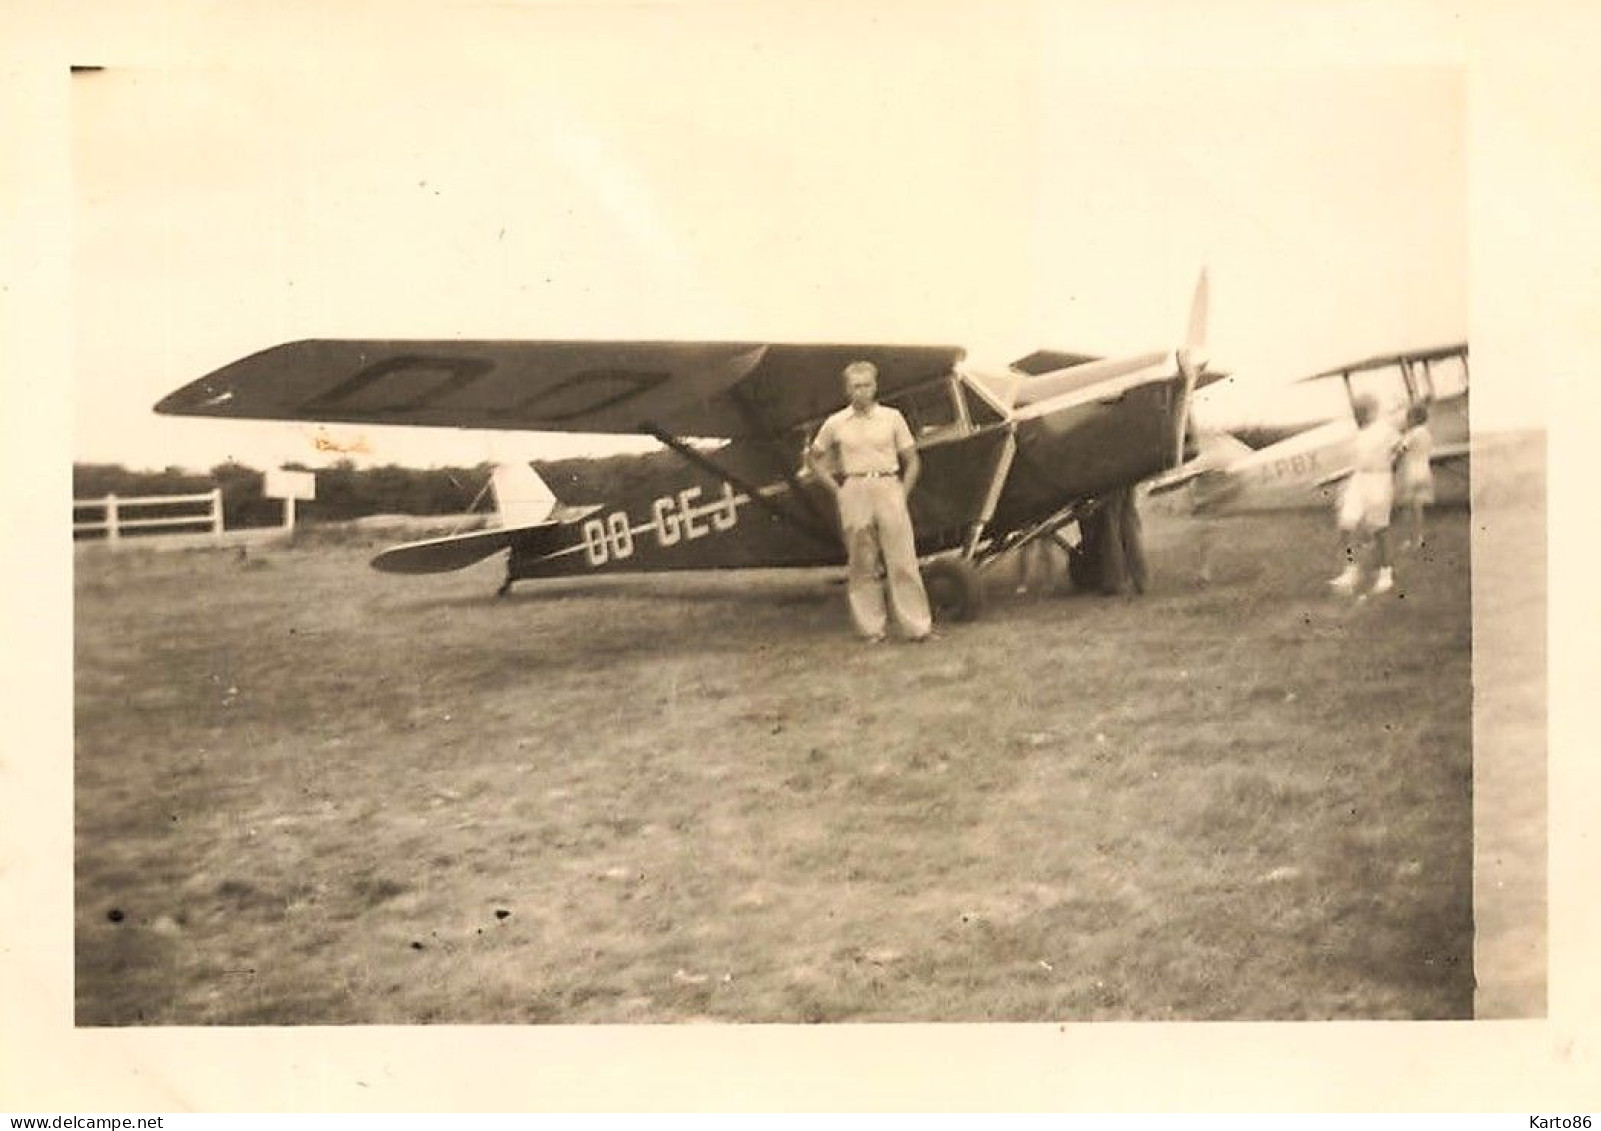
left=843, top=471, right=899, bottom=478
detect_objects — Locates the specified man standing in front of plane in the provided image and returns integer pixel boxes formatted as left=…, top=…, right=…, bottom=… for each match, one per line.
left=807, top=360, right=935, bottom=643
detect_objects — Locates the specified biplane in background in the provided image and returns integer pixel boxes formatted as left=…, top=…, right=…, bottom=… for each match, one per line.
left=1148, top=342, right=1471, bottom=514
left=157, top=275, right=1224, bottom=620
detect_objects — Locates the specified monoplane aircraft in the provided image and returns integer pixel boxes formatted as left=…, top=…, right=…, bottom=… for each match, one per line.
left=157, top=275, right=1224, bottom=620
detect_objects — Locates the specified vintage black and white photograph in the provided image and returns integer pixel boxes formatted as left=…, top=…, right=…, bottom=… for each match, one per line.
left=61, top=9, right=1550, bottom=1037
left=14, top=4, right=1579, bottom=1110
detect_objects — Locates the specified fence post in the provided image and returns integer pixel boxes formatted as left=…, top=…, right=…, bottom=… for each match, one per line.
left=211, top=488, right=224, bottom=542
left=106, top=494, right=120, bottom=547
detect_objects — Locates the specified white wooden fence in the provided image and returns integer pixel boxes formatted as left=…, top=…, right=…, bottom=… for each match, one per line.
left=73, top=489, right=224, bottom=545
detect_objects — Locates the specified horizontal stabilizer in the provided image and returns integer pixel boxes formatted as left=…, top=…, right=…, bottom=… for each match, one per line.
left=371, top=521, right=562, bottom=574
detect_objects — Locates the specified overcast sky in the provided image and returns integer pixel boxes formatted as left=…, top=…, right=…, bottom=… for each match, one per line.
left=71, top=7, right=1471, bottom=471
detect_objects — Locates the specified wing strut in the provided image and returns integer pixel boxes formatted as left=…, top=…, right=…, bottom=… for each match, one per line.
left=640, top=423, right=840, bottom=551
left=961, top=428, right=1018, bottom=560
left=724, top=384, right=842, bottom=537
left=979, top=499, right=1094, bottom=571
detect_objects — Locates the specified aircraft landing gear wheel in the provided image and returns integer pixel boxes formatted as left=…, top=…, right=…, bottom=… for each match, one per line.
left=922, top=558, right=984, bottom=623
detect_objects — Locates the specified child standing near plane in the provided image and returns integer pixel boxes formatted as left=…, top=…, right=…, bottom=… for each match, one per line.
left=1329, top=395, right=1402, bottom=597
left=1395, top=403, right=1435, bottom=550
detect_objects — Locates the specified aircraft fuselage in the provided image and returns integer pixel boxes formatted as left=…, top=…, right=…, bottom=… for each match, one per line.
left=504, top=362, right=1187, bottom=581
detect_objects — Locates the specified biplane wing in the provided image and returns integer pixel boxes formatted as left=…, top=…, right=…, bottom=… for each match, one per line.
left=155, top=340, right=967, bottom=439
left=1296, top=343, right=1469, bottom=383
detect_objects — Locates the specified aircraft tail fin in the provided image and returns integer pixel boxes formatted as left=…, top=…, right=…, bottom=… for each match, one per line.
left=490, top=462, right=559, bottom=527
left=369, top=462, right=564, bottom=574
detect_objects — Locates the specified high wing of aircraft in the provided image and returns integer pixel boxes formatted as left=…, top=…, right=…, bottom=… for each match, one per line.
left=156, top=273, right=1225, bottom=619
left=1147, top=342, right=1470, bottom=514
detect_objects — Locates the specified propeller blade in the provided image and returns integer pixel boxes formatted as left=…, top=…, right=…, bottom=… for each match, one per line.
left=1171, top=269, right=1212, bottom=467
left=1186, top=268, right=1210, bottom=353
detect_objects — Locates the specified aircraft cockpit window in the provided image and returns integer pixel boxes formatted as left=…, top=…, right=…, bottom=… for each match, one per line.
left=883, top=379, right=966, bottom=440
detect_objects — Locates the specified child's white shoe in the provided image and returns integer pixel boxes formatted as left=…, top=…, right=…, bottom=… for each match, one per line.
left=1328, top=565, right=1360, bottom=595
left=1370, top=567, right=1394, bottom=595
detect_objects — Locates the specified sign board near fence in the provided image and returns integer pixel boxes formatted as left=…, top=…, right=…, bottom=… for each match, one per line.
left=265, top=469, right=316, bottom=500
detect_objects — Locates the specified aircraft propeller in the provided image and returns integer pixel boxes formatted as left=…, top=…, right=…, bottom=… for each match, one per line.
left=1172, top=269, right=1210, bottom=468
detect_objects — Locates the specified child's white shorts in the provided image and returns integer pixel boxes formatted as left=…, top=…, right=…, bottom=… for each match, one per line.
left=1339, top=470, right=1394, bottom=532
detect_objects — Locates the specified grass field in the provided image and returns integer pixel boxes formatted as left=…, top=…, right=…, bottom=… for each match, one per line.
left=74, top=503, right=1476, bottom=1024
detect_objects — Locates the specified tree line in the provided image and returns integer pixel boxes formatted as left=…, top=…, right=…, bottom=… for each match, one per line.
left=72, top=452, right=686, bottom=530
left=75, top=425, right=1308, bottom=532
